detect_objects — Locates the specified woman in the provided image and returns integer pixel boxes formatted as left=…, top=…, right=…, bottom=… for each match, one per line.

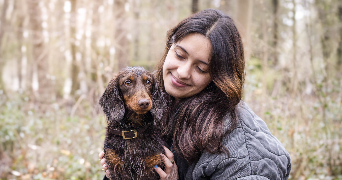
left=100, top=9, right=291, bottom=180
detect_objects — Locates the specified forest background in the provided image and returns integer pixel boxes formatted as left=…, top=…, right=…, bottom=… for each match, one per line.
left=0, top=0, right=341, bottom=179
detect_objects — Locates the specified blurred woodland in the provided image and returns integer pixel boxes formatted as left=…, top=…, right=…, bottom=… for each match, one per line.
left=0, top=0, right=341, bottom=179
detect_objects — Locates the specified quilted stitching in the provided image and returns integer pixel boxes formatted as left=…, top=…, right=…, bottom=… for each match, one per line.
left=237, top=175, right=270, bottom=180
left=187, top=101, right=291, bottom=180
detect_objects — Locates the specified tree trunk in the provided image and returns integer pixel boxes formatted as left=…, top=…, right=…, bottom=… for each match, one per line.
left=27, top=0, right=51, bottom=101
left=316, top=1, right=335, bottom=63
left=0, top=0, right=10, bottom=170
left=262, top=21, right=268, bottom=94
left=236, top=0, right=253, bottom=61
left=272, top=0, right=279, bottom=66
left=0, top=0, right=9, bottom=92
left=53, top=0, right=66, bottom=98
left=337, top=4, right=342, bottom=68
left=192, top=0, right=199, bottom=13
left=133, top=0, right=140, bottom=61
left=0, top=0, right=8, bottom=51
left=70, top=0, right=80, bottom=96
left=114, top=0, right=129, bottom=71
left=90, top=0, right=101, bottom=82
left=90, top=0, right=104, bottom=95
left=291, top=0, right=298, bottom=93
left=15, top=0, right=24, bottom=90
left=315, top=1, right=337, bottom=175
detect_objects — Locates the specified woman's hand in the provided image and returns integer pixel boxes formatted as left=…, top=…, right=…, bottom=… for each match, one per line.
left=99, top=151, right=110, bottom=178
left=154, top=146, right=179, bottom=180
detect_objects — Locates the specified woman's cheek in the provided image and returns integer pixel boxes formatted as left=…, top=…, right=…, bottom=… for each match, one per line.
left=165, top=57, right=173, bottom=66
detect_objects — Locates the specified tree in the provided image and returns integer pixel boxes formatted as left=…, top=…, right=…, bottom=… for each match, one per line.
left=236, top=0, right=253, bottom=61
left=133, top=0, right=141, bottom=61
left=192, top=0, right=199, bottom=13
left=70, top=0, right=80, bottom=96
left=0, top=0, right=9, bottom=91
left=337, top=2, right=342, bottom=69
left=90, top=0, right=105, bottom=94
left=272, top=0, right=279, bottom=65
left=0, top=0, right=8, bottom=52
left=14, top=0, right=25, bottom=90
left=27, top=0, right=51, bottom=101
left=113, top=0, right=129, bottom=71
left=314, top=0, right=340, bottom=176
left=291, top=0, right=298, bottom=93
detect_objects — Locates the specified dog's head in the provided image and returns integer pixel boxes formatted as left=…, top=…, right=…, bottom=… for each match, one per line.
left=100, top=67, right=166, bottom=123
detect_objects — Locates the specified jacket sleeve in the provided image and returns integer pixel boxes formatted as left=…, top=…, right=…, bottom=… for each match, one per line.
left=186, top=102, right=291, bottom=180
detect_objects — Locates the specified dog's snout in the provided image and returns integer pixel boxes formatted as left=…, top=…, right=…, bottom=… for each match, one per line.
left=138, top=99, right=150, bottom=109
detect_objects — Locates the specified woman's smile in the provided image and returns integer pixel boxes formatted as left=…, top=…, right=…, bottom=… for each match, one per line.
left=170, top=73, right=190, bottom=88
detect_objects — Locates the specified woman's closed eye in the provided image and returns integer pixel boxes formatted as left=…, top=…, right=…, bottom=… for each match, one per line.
left=197, top=66, right=206, bottom=73
left=174, top=49, right=185, bottom=60
left=196, top=62, right=209, bottom=73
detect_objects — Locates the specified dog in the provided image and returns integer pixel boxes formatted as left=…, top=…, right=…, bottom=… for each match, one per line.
left=99, top=67, right=167, bottom=180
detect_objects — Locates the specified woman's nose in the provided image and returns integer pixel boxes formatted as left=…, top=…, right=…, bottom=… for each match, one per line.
left=177, top=63, right=191, bottom=79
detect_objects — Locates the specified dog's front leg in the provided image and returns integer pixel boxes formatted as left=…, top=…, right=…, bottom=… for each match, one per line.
left=104, top=148, right=124, bottom=180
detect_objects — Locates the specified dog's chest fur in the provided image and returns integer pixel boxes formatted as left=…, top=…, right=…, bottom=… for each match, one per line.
left=104, top=111, right=164, bottom=180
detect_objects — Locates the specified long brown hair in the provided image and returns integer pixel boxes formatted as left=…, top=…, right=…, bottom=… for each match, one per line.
left=156, top=9, right=245, bottom=164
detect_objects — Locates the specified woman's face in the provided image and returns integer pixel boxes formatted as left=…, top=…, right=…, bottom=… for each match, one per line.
left=163, top=33, right=212, bottom=99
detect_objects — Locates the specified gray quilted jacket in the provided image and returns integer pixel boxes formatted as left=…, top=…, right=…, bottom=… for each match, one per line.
left=176, top=101, right=291, bottom=180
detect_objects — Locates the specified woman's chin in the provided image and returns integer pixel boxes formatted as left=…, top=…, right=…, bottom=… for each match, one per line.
left=165, top=85, right=187, bottom=99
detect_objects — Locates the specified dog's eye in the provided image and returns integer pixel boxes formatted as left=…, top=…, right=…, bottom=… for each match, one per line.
left=146, top=80, right=150, bottom=84
left=124, top=80, right=132, bottom=85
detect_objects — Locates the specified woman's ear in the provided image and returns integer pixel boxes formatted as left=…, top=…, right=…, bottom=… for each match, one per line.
left=99, top=76, right=125, bottom=123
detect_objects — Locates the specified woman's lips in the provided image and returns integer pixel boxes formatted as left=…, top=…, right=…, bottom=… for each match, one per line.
left=171, top=74, right=189, bottom=88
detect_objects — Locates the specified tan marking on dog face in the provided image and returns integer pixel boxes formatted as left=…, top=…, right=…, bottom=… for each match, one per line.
left=124, top=90, right=152, bottom=114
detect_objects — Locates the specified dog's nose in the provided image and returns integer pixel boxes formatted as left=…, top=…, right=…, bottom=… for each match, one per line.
left=138, top=99, right=150, bottom=109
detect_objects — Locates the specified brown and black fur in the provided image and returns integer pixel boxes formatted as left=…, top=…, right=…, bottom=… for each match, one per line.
left=99, top=67, right=167, bottom=180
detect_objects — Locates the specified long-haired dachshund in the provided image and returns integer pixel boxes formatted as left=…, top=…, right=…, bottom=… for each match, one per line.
left=99, top=67, right=166, bottom=180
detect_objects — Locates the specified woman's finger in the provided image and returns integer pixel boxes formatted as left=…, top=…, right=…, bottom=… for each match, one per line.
left=163, top=146, right=174, bottom=162
left=161, top=146, right=174, bottom=175
left=154, top=165, right=167, bottom=179
left=105, top=170, right=110, bottom=178
left=155, top=163, right=179, bottom=180
left=102, top=163, right=108, bottom=170
left=160, top=154, right=173, bottom=169
left=99, top=151, right=104, bottom=159
left=100, top=158, right=106, bottom=166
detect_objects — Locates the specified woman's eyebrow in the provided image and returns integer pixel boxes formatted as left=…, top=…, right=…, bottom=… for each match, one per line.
left=175, top=44, right=209, bottom=65
left=175, top=45, right=188, bottom=55
left=200, top=60, right=209, bottom=66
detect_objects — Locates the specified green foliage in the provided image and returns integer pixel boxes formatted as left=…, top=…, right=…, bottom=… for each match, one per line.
left=0, top=92, right=107, bottom=179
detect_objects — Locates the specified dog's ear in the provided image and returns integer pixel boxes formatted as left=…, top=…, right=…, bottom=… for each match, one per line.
left=150, top=74, right=168, bottom=123
left=99, top=76, right=125, bottom=123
